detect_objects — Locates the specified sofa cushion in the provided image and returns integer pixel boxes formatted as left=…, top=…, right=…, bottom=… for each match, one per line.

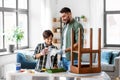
left=101, top=51, right=112, bottom=64
left=110, top=51, right=120, bottom=64
left=25, top=55, right=36, bottom=62
left=21, top=50, right=36, bottom=62
left=81, top=53, right=96, bottom=62
left=101, top=64, right=115, bottom=71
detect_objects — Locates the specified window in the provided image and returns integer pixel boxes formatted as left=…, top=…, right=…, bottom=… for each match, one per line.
left=104, top=0, right=120, bottom=47
left=4, top=12, right=16, bottom=48
left=0, top=0, right=2, bottom=7
left=0, top=12, right=3, bottom=50
left=18, top=14, right=28, bottom=47
left=0, top=0, right=29, bottom=51
left=4, top=0, right=16, bottom=8
left=18, top=0, right=27, bottom=9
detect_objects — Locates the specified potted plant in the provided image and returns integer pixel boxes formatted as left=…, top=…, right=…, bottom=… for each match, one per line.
left=8, top=27, right=24, bottom=51
left=80, top=15, right=87, bottom=22
left=13, top=27, right=24, bottom=49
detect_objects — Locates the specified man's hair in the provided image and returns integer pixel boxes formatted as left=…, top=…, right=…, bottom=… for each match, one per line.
left=43, top=30, right=53, bottom=39
left=60, top=7, right=71, bottom=13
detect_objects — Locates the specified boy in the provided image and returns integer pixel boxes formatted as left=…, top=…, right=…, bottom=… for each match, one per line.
left=34, top=30, right=58, bottom=72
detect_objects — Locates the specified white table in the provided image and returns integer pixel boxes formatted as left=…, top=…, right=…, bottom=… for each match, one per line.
left=6, top=70, right=111, bottom=80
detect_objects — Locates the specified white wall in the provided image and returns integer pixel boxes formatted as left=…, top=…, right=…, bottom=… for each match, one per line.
left=56, top=0, right=90, bottom=19
left=29, top=0, right=56, bottom=48
left=29, top=0, right=42, bottom=48
left=90, top=0, right=104, bottom=48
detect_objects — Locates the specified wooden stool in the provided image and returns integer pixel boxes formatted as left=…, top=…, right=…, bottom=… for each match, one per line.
left=70, top=28, right=101, bottom=74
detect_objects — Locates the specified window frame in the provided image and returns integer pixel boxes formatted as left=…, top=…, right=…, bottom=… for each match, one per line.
left=104, top=0, right=120, bottom=47
left=0, top=0, right=29, bottom=52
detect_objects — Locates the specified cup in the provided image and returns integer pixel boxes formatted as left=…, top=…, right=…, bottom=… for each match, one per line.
left=16, top=63, right=21, bottom=72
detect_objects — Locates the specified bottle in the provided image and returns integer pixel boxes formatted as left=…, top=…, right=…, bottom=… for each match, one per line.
left=16, top=63, right=21, bottom=72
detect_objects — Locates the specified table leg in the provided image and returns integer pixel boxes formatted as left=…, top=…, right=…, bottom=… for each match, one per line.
left=6, top=75, right=15, bottom=80
left=32, top=76, right=49, bottom=80
left=32, top=76, right=59, bottom=80
left=76, top=77, right=81, bottom=80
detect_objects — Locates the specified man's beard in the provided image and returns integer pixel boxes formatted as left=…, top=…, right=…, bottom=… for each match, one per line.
left=66, top=19, right=70, bottom=24
left=63, top=18, right=70, bottom=24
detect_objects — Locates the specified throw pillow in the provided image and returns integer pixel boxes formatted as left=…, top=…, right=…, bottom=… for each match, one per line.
left=81, top=53, right=96, bottom=62
left=110, top=51, right=120, bottom=64
left=25, top=55, right=36, bottom=62
left=101, top=51, right=112, bottom=64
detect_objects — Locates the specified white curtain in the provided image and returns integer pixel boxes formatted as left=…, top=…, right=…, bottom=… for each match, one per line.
left=40, top=0, right=53, bottom=30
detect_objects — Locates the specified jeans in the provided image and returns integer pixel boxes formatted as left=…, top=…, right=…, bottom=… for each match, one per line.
left=62, top=57, right=78, bottom=80
left=62, top=57, right=78, bottom=71
left=17, top=52, right=37, bottom=69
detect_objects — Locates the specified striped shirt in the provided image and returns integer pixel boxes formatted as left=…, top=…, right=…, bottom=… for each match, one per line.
left=34, top=43, right=57, bottom=71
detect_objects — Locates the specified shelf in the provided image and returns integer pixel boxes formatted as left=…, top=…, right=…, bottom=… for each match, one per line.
left=52, top=17, right=62, bottom=49
left=53, top=38, right=61, bottom=43
left=52, top=27, right=61, bottom=33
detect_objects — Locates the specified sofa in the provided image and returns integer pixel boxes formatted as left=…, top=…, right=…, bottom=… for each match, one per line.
left=100, top=49, right=120, bottom=80
left=81, top=49, right=120, bottom=80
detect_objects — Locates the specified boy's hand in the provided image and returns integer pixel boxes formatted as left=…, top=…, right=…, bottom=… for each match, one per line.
left=41, top=48, right=48, bottom=55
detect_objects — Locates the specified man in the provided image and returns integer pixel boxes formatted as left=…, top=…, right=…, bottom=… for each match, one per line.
left=59, top=7, right=84, bottom=71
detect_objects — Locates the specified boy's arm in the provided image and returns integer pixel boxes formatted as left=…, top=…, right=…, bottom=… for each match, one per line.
left=34, top=43, right=46, bottom=59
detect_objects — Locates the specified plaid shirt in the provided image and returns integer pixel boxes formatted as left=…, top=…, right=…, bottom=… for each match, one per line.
left=34, top=43, right=57, bottom=71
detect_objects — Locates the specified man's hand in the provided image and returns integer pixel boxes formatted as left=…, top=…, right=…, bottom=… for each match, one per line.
left=57, top=49, right=65, bottom=55
left=57, top=61, right=63, bottom=68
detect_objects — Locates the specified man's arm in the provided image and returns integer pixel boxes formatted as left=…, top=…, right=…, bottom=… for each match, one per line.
left=65, top=43, right=78, bottom=52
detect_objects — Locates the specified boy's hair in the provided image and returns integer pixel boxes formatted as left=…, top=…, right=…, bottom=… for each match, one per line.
left=43, top=30, right=53, bottom=39
left=60, top=7, right=71, bottom=13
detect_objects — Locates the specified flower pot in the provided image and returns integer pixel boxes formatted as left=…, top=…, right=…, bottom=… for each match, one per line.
left=8, top=44, right=15, bottom=53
